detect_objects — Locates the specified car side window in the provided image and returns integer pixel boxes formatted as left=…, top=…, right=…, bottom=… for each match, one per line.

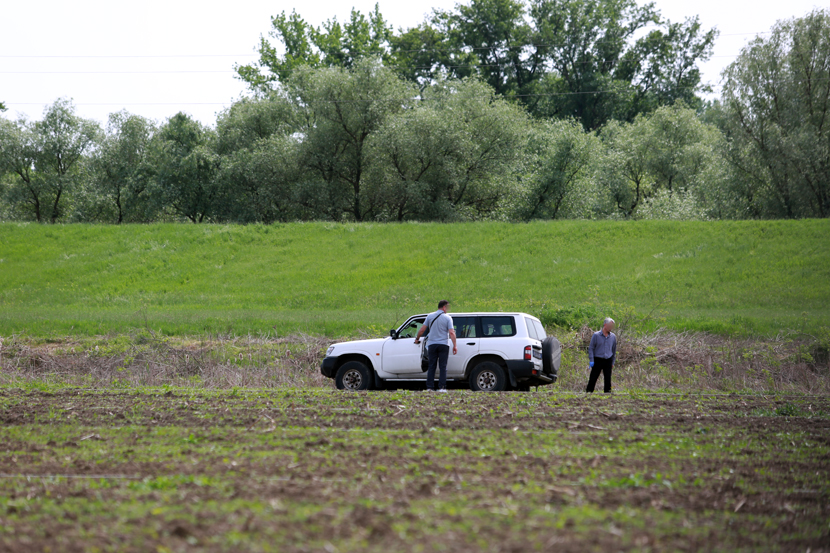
left=481, top=316, right=516, bottom=337
left=525, top=317, right=538, bottom=340
left=453, top=317, right=477, bottom=338
left=397, top=318, right=425, bottom=339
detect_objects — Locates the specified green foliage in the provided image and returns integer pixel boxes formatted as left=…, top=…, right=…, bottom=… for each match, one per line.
left=520, top=118, right=599, bottom=220
left=237, top=0, right=717, bottom=130
left=538, top=304, right=605, bottom=329
left=719, top=8, right=830, bottom=219
left=214, top=95, right=301, bottom=223
left=234, top=5, right=393, bottom=89
left=289, top=59, right=415, bottom=221
left=0, top=99, right=100, bottom=223
left=0, top=220, right=826, bottom=338
left=595, top=102, right=727, bottom=219
left=149, top=113, right=220, bottom=223
left=87, top=111, right=157, bottom=223
left=367, top=77, right=529, bottom=221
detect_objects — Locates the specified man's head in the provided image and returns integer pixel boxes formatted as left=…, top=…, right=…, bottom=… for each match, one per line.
left=438, top=300, right=450, bottom=312
left=602, top=317, right=615, bottom=333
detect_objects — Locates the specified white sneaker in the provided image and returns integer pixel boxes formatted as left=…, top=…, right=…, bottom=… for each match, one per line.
left=438, top=389, right=448, bottom=393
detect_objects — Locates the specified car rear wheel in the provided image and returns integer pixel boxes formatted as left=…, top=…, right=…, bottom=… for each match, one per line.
left=469, top=362, right=507, bottom=392
left=335, top=361, right=373, bottom=391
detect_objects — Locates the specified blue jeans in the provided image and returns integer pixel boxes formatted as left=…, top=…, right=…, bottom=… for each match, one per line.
left=426, top=344, right=449, bottom=390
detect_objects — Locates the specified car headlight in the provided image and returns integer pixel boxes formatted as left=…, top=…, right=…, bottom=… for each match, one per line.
left=326, top=346, right=335, bottom=357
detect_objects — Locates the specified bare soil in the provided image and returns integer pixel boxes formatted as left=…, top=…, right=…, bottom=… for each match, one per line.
left=0, top=389, right=828, bottom=552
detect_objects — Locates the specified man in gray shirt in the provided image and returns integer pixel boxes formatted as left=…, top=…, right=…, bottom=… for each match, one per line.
left=414, top=300, right=457, bottom=392
left=586, top=317, right=617, bottom=393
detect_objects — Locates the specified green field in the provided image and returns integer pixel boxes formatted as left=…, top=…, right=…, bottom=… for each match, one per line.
left=0, top=220, right=828, bottom=338
left=1, top=387, right=827, bottom=552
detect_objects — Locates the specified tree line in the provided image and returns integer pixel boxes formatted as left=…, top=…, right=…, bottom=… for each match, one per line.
left=1, top=2, right=828, bottom=223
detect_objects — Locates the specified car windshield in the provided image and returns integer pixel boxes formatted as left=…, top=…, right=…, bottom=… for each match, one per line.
left=397, top=317, right=425, bottom=338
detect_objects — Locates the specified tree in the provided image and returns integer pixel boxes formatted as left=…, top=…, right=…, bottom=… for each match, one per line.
left=215, top=96, right=302, bottom=223
left=90, top=112, right=156, bottom=223
left=236, top=1, right=716, bottom=129
left=0, top=117, right=40, bottom=220
left=595, top=101, right=725, bottom=217
left=235, top=5, right=393, bottom=90
left=439, top=0, right=540, bottom=98
left=720, top=9, right=830, bottom=218
left=289, top=58, right=416, bottom=221
left=528, top=0, right=716, bottom=128
left=150, top=113, right=219, bottom=223
left=367, top=77, right=530, bottom=221
left=0, top=100, right=99, bottom=223
left=0, top=102, right=6, bottom=112
left=520, top=118, right=599, bottom=220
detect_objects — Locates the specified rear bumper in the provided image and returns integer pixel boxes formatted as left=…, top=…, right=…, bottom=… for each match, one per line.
left=321, top=356, right=338, bottom=378
left=505, top=359, right=556, bottom=385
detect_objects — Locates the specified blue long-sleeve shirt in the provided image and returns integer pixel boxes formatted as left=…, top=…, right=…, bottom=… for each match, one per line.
left=588, top=330, right=617, bottom=365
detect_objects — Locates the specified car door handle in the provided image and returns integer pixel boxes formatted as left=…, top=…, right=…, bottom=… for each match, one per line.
left=467, top=342, right=476, bottom=346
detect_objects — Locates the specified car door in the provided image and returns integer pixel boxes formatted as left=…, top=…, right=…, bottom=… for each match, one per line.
left=447, top=316, right=479, bottom=377
left=383, top=316, right=426, bottom=375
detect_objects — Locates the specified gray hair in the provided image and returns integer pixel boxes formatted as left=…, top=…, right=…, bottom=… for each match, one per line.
left=603, top=317, right=615, bottom=326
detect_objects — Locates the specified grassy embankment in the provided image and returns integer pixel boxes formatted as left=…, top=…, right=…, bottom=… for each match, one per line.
left=1, top=220, right=828, bottom=338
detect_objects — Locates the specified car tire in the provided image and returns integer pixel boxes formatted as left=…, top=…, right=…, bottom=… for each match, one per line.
left=469, top=362, right=507, bottom=392
left=542, top=336, right=561, bottom=378
left=335, top=361, right=373, bottom=391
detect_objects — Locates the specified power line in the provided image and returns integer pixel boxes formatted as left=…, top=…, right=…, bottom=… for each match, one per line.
left=0, top=52, right=747, bottom=76
left=1, top=71, right=235, bottom=74
left=0, top=54, right=257, bottom=58
left=0, top=30, right=773, bottom=60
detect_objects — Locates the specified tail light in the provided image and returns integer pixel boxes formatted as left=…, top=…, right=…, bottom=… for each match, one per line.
left=524, top=345, right=532, bottom=360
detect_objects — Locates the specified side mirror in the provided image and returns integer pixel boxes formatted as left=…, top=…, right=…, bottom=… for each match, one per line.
left=390, top=329, right=399, bottom=339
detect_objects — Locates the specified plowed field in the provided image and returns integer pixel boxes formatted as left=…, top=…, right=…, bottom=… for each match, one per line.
left=1, top=388, right=828, bottom=552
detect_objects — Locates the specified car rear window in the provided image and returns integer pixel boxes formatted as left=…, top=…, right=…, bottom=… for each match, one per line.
left=480, top=316, right=516, bottom=337
left=532, top=319, right=547, bottom=340
left=525, top=317, right=539, bottom=340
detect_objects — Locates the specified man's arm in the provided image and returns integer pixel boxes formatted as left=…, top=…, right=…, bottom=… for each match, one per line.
left=610, top=335, right=617, bottom=366
left=587, top=333, right=596, bottom=365
left=414, top=324, right=426, bottom=343
left=449, top=328, right=457, bottom=355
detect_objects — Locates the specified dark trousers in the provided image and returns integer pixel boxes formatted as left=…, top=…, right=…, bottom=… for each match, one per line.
left=426, top=344, right=449, bottom=390
left=586, top=357, right=614, bottom=393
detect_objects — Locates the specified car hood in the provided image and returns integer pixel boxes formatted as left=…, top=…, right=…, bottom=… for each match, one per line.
left=331, top=337, right=389, bottom=350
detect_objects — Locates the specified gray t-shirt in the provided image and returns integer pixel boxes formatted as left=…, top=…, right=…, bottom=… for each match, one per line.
left=425, top=310, right=453, bottom=346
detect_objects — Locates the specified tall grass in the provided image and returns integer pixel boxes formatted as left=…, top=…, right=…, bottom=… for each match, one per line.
left=0, top=220, right=827, bottom=338
left=1, top=330, right=826, bottom=393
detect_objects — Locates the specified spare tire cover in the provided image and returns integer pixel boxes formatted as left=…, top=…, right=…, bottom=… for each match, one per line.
left=542, top=336, right=561, bottom=377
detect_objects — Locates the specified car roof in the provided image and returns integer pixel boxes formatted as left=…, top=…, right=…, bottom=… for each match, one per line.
left=406, top=312, right=539, bottom=319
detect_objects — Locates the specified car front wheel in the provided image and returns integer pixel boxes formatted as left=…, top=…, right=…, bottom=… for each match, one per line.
left=335, top=361, right=373, bottom=391
left=469, top=362, right=507, bottom=392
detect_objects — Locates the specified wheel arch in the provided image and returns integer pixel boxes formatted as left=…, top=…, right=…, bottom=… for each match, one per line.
left=333, top=353, right=376, bottom=374
left=465, top=354, right=516, bottom=389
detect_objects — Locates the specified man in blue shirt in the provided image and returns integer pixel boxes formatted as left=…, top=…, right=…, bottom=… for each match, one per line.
left=414, top=300, right=457, bottom=392
left=586, top=317, right=617, bottom=393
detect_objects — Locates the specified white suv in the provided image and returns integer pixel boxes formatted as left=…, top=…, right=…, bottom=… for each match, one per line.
left=321, top=312, right=560, bottom=391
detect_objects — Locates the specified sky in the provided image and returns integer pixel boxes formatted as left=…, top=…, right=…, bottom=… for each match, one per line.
left=0, top=0, right=824, bottom=127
